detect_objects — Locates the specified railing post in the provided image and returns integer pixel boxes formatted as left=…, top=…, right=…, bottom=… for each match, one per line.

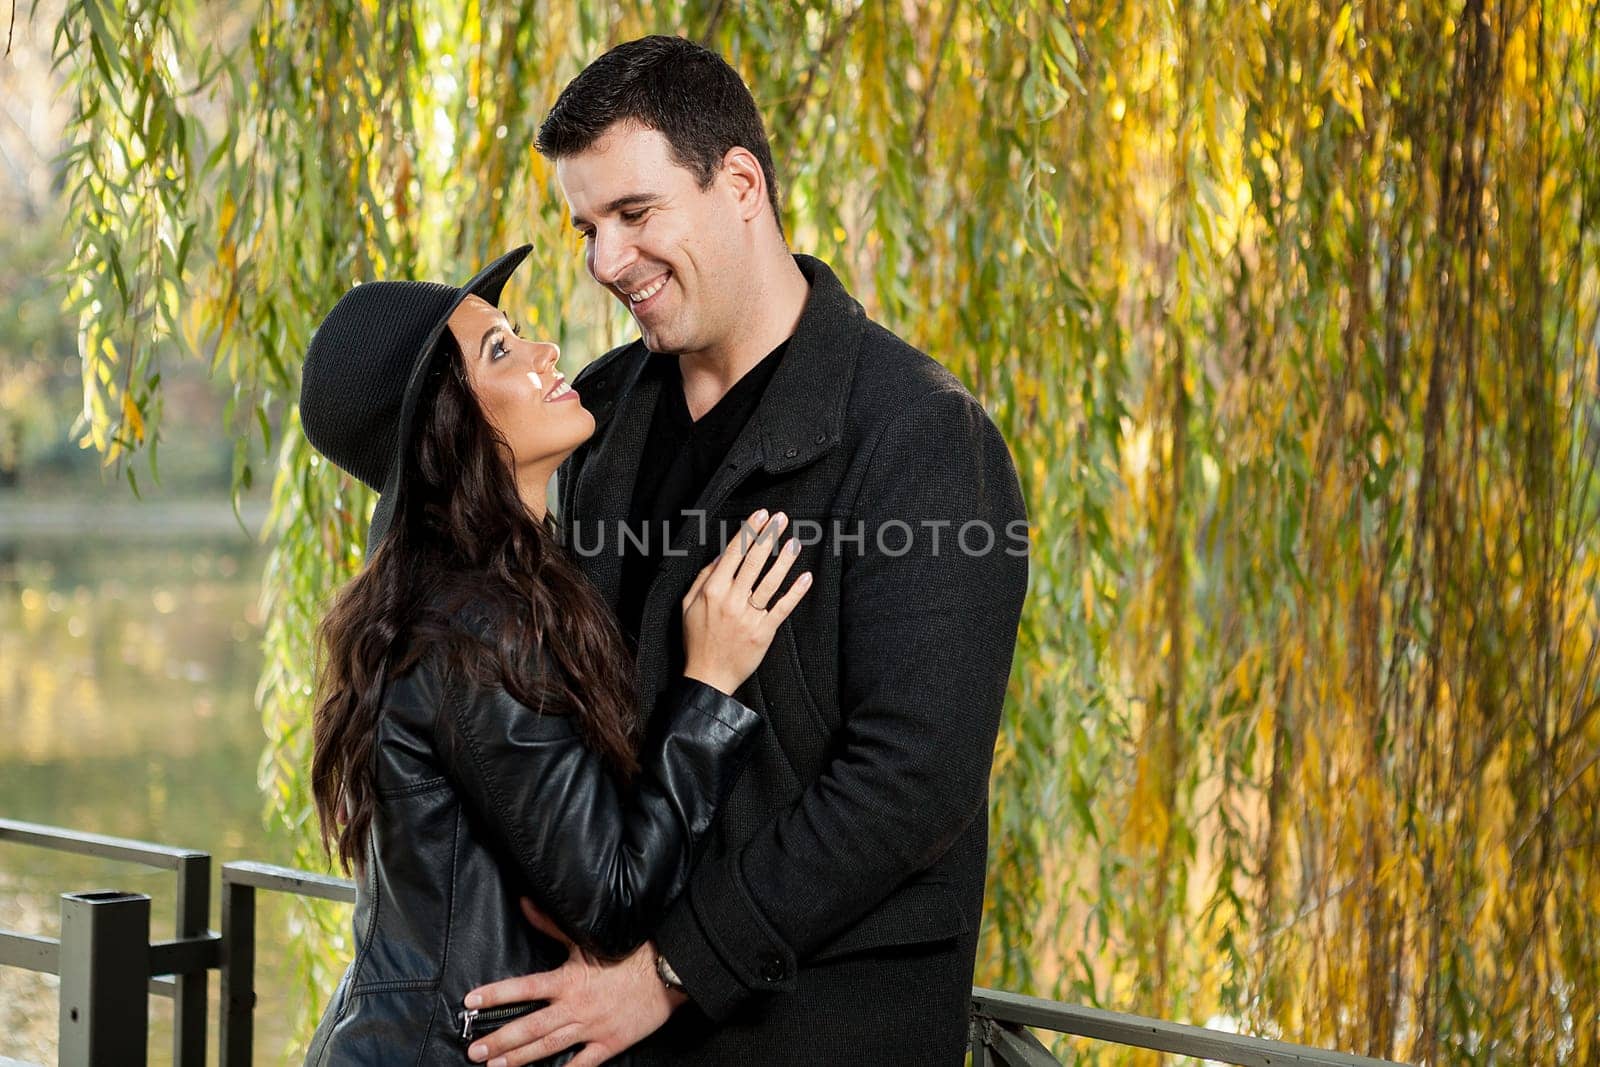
left=58, top=890, right=150, bottom=1067
left=970, top=1012, right=996, bottom=1067
left=220, top=875, right=256, bottom=1067
left=173, top=852, right=210, bottom=1066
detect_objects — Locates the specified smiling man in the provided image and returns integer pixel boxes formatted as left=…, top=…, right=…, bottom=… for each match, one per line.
left=463, top=35, right=1029, bottom=1066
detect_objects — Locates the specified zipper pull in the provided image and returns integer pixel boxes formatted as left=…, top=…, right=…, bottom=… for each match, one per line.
left=459, top=1007, right=479, bottom=1041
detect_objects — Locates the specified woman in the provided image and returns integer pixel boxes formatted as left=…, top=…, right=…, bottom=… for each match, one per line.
left=296, top=245, right=809, bottom=1065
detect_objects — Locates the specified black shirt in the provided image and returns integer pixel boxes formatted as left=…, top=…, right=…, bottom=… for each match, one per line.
left=616, top=340, right=789, bottom=648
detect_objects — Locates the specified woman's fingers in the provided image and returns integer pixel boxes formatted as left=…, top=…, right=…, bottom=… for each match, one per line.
left=761, top=569, right=814, bottom=630
left=712, top=511, right=772, bottom=589
left=707, top=509, right=770, bottom=592
left=748, top=536, right=801, bottom=610
left=731, top=512, right=787, bottom=593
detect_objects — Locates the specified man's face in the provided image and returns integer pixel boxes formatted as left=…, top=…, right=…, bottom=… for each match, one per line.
left=556, top=123, right=745, bottom=357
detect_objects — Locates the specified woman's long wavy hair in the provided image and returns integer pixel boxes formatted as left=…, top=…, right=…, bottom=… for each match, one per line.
left=310, top=333, right=640, bottom=872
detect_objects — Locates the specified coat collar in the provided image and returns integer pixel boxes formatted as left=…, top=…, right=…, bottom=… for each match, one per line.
left=745, top=253, right=864, bottom=475
left=566, top=255, right=865, bottom=703
left=581, top=254, right=861, bottom=462
left=569, top=254, right=864, bottom=604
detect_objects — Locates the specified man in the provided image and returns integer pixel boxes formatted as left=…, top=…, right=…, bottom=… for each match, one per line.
left=465, top=35, right=1028, bottom=1066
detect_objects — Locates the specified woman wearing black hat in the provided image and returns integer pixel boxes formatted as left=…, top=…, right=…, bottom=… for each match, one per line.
left=297, top=246, right=810, bottom=1065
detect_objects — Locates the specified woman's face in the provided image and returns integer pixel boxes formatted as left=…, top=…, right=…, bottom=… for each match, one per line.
left=445, top=294, right=595, bottom=476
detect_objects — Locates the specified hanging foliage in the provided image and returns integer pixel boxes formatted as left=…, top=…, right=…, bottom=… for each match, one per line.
left=51, top=0, right=1600, bottom=1061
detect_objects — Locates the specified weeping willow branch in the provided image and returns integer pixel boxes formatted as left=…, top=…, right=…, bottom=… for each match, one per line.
left=49, top=0, right=1600, bottom=1061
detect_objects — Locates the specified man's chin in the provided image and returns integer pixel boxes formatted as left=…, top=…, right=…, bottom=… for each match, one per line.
left=636, top=320, right=683, bottom=355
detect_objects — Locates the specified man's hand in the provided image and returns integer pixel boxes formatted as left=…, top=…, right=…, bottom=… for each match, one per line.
left=463, top=898, right=687, bottom=1067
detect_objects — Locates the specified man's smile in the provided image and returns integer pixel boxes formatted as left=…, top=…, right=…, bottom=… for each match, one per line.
left=623, top=271, right=671, bottom=306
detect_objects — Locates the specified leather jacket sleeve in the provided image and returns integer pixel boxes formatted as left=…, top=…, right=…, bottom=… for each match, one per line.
left=433, top=669, right=761, bottom=958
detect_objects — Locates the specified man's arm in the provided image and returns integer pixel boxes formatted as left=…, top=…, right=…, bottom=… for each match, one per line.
left=653, top=386, right=1030, bottom=1018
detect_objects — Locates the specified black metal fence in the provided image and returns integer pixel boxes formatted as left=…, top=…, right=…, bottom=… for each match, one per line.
left=0, top=819, right=214, bottom=1066
left=1, top=817, right=1405, bottom=1066
left=968, top=989, right=1403, bottom=1066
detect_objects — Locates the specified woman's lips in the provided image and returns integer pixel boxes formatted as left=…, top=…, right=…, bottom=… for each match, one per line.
left=543, top=376, right=578, bottom=402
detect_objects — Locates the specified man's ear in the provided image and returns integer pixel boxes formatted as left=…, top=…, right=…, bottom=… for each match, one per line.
left=720, top=146, right=769, bottom=225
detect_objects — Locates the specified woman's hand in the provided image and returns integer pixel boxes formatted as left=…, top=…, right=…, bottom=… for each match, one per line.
left=681, top=509, right=812, bottom=695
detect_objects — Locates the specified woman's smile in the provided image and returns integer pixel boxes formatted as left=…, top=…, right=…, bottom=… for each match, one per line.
left=538, top=371, right=580, bottom=402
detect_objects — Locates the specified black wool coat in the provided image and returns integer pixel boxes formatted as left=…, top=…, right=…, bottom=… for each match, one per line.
left=556, top=254, right=1029, bottom=1065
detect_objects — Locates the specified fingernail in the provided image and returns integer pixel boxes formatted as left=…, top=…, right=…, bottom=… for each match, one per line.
left=465, top=993, right=481, bottom=1008
left=468, top=1045, right=486, bottom=1062
left=785, top=540, right=800, bottom=556
left=800, top=571, right=813, bottom=584
left=773, top=511, right=787, bottom=527
left=752, top=508, right=769, bottom=524
left=489, top=1059, right=507, bottom=1067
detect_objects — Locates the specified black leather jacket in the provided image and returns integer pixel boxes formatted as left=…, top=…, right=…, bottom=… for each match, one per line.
left=304, top=652, right=761, bottom=1066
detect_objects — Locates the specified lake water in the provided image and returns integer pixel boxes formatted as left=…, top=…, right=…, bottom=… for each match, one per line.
left=0, top=505, right=339, bottom=1063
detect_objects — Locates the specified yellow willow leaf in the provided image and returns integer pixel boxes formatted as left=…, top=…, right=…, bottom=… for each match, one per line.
left=122, top=390, right=145, bottom=444
left=1302, top=725, right=1324, bottom=777
left=1329, top=3, right=1353, bottom=55
left=1081, top=566, right=1096, bottom=622
left=1230, top=651, right=1255, bottom=697
left=1257, top=700, right=1275, bottom=751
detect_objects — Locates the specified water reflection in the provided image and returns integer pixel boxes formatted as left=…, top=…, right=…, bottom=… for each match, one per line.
left=0, top=524, right=321, bottom=1064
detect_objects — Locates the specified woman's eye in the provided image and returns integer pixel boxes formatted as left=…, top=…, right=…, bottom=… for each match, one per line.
left=621, top=210, right=647, bottom=224
left=491, top=338, right=511, bottom=361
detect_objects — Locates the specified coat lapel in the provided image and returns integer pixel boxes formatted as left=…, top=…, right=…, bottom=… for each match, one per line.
left=568, top=349, right=659, bottom=612
left=630, top=255, right=866, bottom=705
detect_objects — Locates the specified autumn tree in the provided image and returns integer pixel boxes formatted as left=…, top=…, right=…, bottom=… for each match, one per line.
left=48, top=0, right=1600, bottom=1060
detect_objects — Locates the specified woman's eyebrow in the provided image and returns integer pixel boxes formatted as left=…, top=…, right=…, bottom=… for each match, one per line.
left=479, top=324, right=506, bottom=360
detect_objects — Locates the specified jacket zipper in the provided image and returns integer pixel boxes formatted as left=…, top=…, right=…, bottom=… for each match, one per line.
left=458, top=1001, right=537, bottom=1041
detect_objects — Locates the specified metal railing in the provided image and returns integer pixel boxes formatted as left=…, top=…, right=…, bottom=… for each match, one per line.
left=969, top=988, right=1402, bottom=1065
left=0, top=819, right=216, bottom=1066
left=218, top=860, right=355, bottom=1064
left=2, top=818, right=1405, bottom=1066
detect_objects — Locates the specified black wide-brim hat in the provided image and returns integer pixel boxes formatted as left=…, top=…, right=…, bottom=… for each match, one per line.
left=300, top=244, right=533, bottom=556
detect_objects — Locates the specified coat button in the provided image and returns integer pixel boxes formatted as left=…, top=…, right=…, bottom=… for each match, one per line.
left=784, top=447, right=798, bottom=459
left=815, top=432, right=827, bottom=444
left=759, top=953, right=786, bottom=982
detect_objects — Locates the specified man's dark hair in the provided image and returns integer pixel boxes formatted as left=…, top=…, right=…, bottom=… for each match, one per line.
left=537, top=35, right=783, bottom=228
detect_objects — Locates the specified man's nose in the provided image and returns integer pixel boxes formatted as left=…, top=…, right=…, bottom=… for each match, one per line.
left=588, top=229, right=633, bottom=288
